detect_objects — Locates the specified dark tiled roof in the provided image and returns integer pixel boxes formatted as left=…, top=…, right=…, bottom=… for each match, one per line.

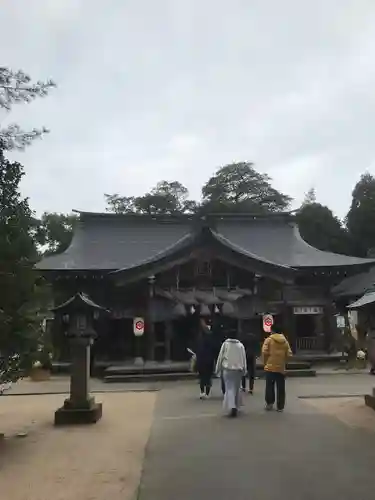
left=36, top=212, right=374, bottom=272
left=215, top=220, right=374, bottom=268
left=332, top=266, right=375, bottom=297
left=347, top=290, right=375, bottom=309
left=37, top=214, right=192, bottom=271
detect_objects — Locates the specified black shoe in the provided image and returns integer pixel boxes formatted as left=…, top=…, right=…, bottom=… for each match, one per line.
left=276, top=408, right=284, bottom=413
left=230, top=408, right=238, bottom=418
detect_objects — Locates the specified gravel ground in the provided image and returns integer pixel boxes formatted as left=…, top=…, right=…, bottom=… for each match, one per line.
left=304, top=396, right=375, bottom=432
left=0, top=392, right=156, bottom=500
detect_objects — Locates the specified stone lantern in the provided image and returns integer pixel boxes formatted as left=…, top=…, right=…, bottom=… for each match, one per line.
left=52, top=292, right=107, bottom=425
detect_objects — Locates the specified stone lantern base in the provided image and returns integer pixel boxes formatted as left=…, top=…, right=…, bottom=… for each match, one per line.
left=365, top=387, right=375, bottom=410
left=54, top=397, right=103, bottom=426
left=365, top=387, right=375, bottom=411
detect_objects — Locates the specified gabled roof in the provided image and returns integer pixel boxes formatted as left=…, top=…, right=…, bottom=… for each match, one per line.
left=36, top=211, right=374, bottom=273
left=51, top=292, right=109, bottom=312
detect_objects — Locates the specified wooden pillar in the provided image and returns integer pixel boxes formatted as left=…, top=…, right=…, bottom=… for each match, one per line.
left=147, top=321, right=155, bottom=361
left=283, top=305, right=296, bottom=353
left=322, top=302, right=336, bottom=353
left=165, top=321, right=173, bottom=362
left=147, top=276, right=156, bottom=361
left=281, top=282, right=296, bottom=352
left=237, top=318, right=243, bottom=337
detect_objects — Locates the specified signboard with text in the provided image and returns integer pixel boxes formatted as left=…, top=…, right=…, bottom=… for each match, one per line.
left=293, top=306, right=323, bottom=315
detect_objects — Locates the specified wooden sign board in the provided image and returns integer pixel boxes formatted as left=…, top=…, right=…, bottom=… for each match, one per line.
left=293, top=306, right=323, bottom=315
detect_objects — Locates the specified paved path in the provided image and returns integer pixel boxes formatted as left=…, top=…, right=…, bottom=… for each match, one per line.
left=137, top=377, right=375, bottom=500
left=6, top=372, right=375, bottom=396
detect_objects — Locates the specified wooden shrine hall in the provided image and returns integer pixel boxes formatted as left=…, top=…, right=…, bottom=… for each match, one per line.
left=36, top=211, right=374, bottom=364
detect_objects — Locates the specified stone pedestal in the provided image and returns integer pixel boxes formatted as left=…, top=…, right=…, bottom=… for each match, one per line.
left=55, top=398, right=103, bottom=425
left=55, top=338, right=102, bottom=426
left=364, top=387, right=375, bottom=411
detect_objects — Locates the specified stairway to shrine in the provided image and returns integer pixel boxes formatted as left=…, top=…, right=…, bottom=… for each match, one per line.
left=102, top=360, right=316, bottom=383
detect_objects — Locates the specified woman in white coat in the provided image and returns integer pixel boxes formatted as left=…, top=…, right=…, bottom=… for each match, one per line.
left=215, top=333, right=247, bottom=417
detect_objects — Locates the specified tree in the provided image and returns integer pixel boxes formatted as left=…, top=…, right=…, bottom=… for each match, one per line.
left=201, top=162, right=292, bottom=213
left=346, top=173, right=375, bottom=257
left=35, top=212, right=77, bottom=255
left=0, top=67, right=55, bottom=150
left=105, top=180, right=197, bottom=215
left=135, top=181, right=197, bottom=215
left=0, top=149, right=40, bottom=382
left=302, top=187, right=316, bottom=206
left=296, top=195, right=354, bottom=255
left=104, top=194, right=136, bottom=214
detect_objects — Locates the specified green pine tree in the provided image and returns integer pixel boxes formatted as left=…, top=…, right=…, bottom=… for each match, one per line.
left=0, top=148, right=40, bottom=382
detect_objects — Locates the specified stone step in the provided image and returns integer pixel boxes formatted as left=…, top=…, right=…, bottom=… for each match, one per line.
left=104, top=372, right=196, bottom=383
left=103, top=368, right=316, bottom=383
left=102, top=360, right=312, bottom=378
left=54, top=360, right=313, bottom=377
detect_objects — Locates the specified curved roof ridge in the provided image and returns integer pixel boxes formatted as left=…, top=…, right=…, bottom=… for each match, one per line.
left=73, top=210, right=196, bottom=221
left=210, top=229, right=292, bottom=270
left=35, top=220, right=85, bottom=270
left=73, top=210, right=293, bottom=220
left=110, top=231, right=195, bottom=274
left=291, top=223, right=375, bottom=266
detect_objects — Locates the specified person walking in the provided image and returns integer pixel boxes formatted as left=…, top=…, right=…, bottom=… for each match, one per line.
left=241, top=331, right=258, bottom=394
left=366, top=328, right=375, bottom=375
left=262, top=327, right=292, bottom=412
left=215, top=332, right=247, bottom=417
left=195, top=318, right=217, bottom=399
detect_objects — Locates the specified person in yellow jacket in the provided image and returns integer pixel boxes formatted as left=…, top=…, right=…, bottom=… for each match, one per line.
left=262, top=328, right=293, bottom=412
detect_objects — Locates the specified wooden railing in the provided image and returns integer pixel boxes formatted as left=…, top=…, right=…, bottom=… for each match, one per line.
left=296, top=337, right=323, bottom=351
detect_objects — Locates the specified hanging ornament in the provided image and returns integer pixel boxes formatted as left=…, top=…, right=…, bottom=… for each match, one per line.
left=172, top=303, right=186, bottom=317
left=222, top=302, right=235, bottom=316
left=190, top=305, right=195, bottom=314
left=214, top=304, right=220, bottom=314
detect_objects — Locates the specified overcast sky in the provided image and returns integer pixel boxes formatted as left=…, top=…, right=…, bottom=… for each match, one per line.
left=1, top=0, right=375, bottom=218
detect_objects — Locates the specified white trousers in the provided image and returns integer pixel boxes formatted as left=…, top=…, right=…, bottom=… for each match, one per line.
left=222, top=369, right=243, bottom=412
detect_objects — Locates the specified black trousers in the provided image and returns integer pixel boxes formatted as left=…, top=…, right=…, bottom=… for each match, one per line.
left=198, top=368, right=213, bottom=395
left=265, top=371, right=286, bottom=410
left=242, top=357, right=256, bottom=391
